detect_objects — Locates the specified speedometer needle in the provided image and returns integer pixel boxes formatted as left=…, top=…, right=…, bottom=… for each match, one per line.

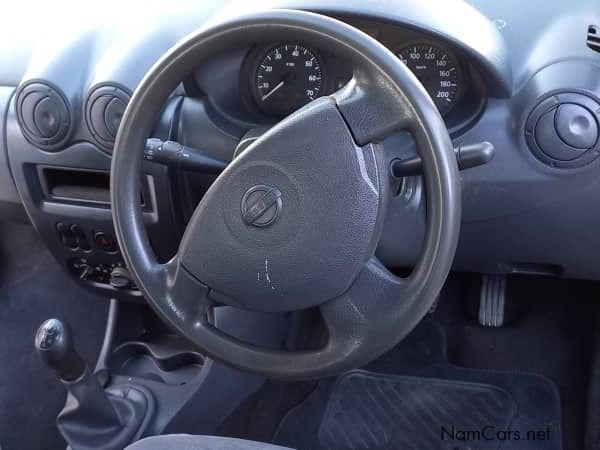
left=261, top=80, right=285, bottom=101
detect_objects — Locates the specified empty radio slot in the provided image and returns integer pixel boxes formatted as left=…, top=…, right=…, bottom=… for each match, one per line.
left=39, top=166, right=148, bottom=209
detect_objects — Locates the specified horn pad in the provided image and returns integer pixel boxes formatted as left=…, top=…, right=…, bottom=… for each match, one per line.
left=178, top=98, right=384, bottom=312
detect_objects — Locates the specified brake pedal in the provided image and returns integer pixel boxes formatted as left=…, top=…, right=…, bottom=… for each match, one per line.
left=478, top=274, right=507, bottom=327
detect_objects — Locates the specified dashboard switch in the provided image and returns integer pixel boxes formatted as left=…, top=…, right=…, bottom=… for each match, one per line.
left=94, top=232, right=117, bottom=253
left=145, top=138, right=227, bottom=173
left=109, top=267, right=132, bottom=289
left=78, top=263, right=95, bottom=280
left=70, top=224, right=91, bottom=251
left=56, top=222, right=77, bottom=249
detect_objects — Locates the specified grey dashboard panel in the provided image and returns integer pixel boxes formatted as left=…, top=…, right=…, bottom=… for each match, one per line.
left=0, top=88, right=20, bottom=205
left=467, top=0, right=600, bottom=90
left=1, top=0, right=511, bottom=94
left=0, top=1, right=227, bottom=89
left=1, top=0, right=600, bottom=286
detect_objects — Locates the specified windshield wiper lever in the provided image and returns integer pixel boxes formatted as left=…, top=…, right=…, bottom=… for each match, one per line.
left=390, top=141, right=495, bottom=178
left=144, top=138, right=228, bottom=174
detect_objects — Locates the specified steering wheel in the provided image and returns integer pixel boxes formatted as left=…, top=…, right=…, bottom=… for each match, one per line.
left=111, top=9, right=460, bottom=380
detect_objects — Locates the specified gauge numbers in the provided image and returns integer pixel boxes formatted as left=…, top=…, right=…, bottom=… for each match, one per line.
left=253, top=44, right=323, bottom=116
left=396, top=44, right=462, bottom=115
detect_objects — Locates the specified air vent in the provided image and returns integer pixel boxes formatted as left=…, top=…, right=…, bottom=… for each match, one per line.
left=525, top=91, right=600, bottom=169
left=588, top=25, right=600, bottom=53
left=85, top=84, right=131, bottom=153
left=15, top=82, right=73, bottom=151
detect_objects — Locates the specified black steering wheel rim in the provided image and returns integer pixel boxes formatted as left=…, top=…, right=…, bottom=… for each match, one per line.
left=111, top=9, right=461, bottom=380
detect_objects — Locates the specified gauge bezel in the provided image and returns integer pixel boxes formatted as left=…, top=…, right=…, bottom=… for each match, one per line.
left=394, top=41, right=467, bottom=116
left=249, top=43, right=328, bottom=117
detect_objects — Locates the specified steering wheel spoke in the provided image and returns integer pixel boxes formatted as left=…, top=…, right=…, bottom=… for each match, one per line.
left=319, top=258, right=416, bottom=369
left=157, top=258, right=213, bottom=329
left=333, top=71, right=415, bottom=145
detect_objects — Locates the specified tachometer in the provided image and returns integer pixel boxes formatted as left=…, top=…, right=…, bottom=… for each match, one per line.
left=253, top=44, right=323, bottom=116
left=396, top=44, right=462, bottom=115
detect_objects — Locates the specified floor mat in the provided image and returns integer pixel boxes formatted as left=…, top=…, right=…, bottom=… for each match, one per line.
left=320, top=371, right=515, bottom=450
left=433, top=275, right=596, bottom=450
left=274, top=320, right=562, bottom=450
left=0, top=222, right=109, bottom=450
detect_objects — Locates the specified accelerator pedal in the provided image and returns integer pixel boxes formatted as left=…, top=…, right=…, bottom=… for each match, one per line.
left=478, top=273, right=507, bottom=327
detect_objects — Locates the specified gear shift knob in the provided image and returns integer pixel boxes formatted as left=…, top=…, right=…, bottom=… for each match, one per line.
left=34, top=318, right=152, bottom=449
left=35, top=318, right=86, bottom=381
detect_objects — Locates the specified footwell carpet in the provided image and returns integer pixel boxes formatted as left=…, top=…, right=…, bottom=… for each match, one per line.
left=274, top=321, right=562, bottom=450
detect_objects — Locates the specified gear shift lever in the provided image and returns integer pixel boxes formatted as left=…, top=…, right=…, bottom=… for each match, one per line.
left=35, top=318, right=86, bottom=381
left=35, top=318, right=153, bottom=450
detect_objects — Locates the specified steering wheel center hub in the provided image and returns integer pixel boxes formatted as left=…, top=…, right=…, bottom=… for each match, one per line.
left=177, top=98, right=383, bottom=312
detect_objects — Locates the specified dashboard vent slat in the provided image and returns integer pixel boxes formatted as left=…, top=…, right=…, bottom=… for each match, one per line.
left=588, top=25, right=600, bottom=53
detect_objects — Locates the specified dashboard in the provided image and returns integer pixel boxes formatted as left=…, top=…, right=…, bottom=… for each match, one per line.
left=192, top=19, right=487, bottom=135
left=1, top=0, right=600, bottom=302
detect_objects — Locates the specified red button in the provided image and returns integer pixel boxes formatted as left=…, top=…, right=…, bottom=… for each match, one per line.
left=94, top=232, right=117, bottom=253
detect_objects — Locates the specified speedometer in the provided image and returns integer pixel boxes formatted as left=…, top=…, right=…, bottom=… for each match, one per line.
left=396, top=44, right=462, bottom=116
left=253, top=44, right=323, bottom=116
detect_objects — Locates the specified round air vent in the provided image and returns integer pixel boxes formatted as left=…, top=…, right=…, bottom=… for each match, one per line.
left=15, top=82, right=72, bottom=150
left=85, top=85, right=130, bottom=152
left=525, top=91, right=600, bottom=168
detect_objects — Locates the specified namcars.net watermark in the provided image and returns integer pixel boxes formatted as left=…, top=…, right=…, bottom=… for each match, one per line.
left=441, top=426, right=552, bottom=442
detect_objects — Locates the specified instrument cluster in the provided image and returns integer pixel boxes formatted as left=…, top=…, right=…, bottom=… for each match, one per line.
left=191, top=19, right=487, bottom=135
left=248, top=40, right=466, bottom=118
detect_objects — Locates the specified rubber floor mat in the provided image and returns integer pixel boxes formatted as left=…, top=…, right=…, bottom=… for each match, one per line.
left=320, top=371, right=516, bottom=450
left=274, top=320, right=562, bottom=450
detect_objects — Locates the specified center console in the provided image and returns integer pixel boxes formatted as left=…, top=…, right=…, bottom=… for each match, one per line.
left=35, top=302, right=291, bottom=449
left=4, top=93, right=183, bottom=301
